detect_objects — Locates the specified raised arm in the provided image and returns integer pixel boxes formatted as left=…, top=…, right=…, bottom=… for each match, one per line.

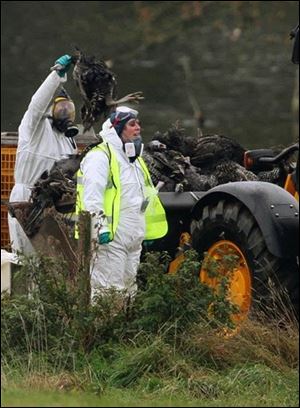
left=19, top=55, right=73, bottom=138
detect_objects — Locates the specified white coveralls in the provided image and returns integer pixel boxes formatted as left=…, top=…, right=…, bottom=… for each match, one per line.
left=80, top=108, right=147, bottom=296
left=8, top=71, right=77, bottom=254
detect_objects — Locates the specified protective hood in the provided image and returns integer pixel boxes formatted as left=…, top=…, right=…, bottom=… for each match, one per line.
left=100, top=117, right=124, bottom=151
left=100, top=118, right=143, bottom=163
left=99, top=106, right=140, bottom=155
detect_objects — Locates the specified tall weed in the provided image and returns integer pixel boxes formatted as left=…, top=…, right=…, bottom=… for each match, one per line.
left=1, top=250, right=298, bottom=397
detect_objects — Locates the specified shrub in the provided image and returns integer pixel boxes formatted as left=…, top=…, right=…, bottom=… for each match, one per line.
left=1, top=250, right=237, bottom=362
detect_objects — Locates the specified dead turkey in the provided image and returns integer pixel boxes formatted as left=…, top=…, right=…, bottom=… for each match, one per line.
left=143, top=142, right=218, bottom=192
left=146, top=123, right=257, bottom=191
left=8, top=142, right=102, bottom=237
left=72, top=49, right=144, bottom=131
left=153, top=122, right=246, bottom=168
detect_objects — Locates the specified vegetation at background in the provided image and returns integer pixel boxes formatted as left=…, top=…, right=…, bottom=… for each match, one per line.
left=2, top=1, right=299, bottom=146
left=1, top=250, right=299, bottom=407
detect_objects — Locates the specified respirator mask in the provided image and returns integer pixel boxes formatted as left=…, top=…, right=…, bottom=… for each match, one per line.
left=51, top=97, right=79, bottom=138
left=123, top=136, right=144, bottom=163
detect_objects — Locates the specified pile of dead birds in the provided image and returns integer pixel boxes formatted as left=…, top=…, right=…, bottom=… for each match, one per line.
left=26, top=122, right=286, bottom=214
left=143, top=122, right=283, bottom=192
left=8, top=122, right=290, bottom=239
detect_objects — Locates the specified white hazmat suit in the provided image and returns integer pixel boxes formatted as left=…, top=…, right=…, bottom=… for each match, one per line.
left=80, top=107, right=146, bottom=296
left=8, top=71, right=77, bottom=254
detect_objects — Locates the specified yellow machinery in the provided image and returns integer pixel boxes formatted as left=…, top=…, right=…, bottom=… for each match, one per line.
left=2, top=134, right=299, bottom=323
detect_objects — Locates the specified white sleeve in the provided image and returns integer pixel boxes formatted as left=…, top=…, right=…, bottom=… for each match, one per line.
left=81, top=149, right=110, bottom=233
left=19, top=71, right=66, bottom=142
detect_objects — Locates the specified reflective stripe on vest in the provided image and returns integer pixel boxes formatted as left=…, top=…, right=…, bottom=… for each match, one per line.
left=75, top=143, right=168, bottom=240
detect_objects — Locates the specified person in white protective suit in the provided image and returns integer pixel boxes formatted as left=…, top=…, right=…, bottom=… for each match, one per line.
left=77, top=106, right=168, bottom=299
left=8, top=54, right=79, bottom=254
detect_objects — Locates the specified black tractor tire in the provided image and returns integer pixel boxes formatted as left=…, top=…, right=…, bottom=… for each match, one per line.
left=191, top=198, right=299, bottom=320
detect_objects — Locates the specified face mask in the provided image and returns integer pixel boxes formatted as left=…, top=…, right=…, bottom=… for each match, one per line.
left=52, top=99, right=79, bottom=138
left=53, top=118, right=79, bottom=138
left=123, top=136, right=144, bottom=162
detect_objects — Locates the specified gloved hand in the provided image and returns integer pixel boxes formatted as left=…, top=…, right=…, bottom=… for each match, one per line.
left=98, top=232, right=112, bottom=245
left=52, top=54, right=73, bottom=77
left=143, top=240, right=154, bottom=248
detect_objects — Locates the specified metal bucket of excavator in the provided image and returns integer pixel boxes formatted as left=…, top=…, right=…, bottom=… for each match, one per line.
left=8, top=202, right=78, bottom=278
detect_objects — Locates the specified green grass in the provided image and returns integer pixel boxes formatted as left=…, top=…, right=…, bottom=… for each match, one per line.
left=2, top=366, right=298, bottom=407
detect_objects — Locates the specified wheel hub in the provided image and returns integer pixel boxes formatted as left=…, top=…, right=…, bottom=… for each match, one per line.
left=200, top=240, right=252, bottom=324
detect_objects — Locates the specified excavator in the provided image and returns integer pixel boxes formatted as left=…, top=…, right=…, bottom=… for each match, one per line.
left=159, top=142, right=299, bottom=323
left=6, top=24, right=299, bottom=325
left=7, top=138, right=299, bottom=325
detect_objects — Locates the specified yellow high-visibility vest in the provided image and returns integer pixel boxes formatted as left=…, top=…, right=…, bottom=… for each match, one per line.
left=75, top=142, right=168, bottom=240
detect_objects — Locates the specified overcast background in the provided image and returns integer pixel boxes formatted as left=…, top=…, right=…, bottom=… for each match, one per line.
left=1, top=1, right=299, bottom=148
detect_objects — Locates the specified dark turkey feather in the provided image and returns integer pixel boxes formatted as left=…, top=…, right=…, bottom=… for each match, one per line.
left=214, top=161, right=258, bottom=184
left=145, top=123, right=253, bottom=191
left=257, top=167, right=282, bottom=183
left=190, top=135, right=245, bottom=168
left=72, top=49, right=144, bottom=131
left=144, top=143, right=218, bottom=192
left=153, top=123, right=246, bottom=169
left=30, top=141, right=102, bottom=212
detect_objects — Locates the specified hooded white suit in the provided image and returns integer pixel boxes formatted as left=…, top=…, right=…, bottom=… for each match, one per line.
left=8, top=71, right=77, bottom=254
left=80, top=107, right=146, bottom=296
